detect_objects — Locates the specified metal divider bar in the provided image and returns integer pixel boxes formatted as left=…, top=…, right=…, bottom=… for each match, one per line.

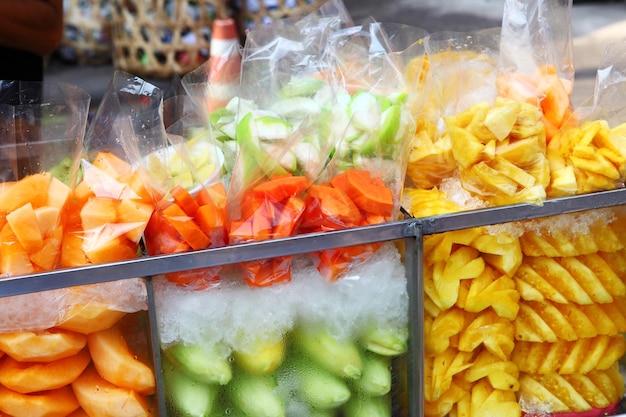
left=405, top=227, right=424, bottom=417
left=145, top=277, right=167, bottom=417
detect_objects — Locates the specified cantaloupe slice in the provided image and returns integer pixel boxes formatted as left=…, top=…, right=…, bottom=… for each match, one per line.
left=0, top=223, right=35, bottom=276
left=80, top=197, right=118, bottom=232
left=119, top=168, right=164, bottom=203
left=58, top=303, right=126, bottom=335
left=6, top=202, right=44, bottom=252
left=91, top=151, right=132, bottom=180
left=61, top=229, right=89, bottom=268
left=116, top=198, right=153, bottom=243
left=87, top=325, right=155, bottom=395
left=34, top=206, right=62, bottom=237
left=30, top=226, right=64, bottom=271
left=0, top=347, right=91, bottom=394
left=0, top=385, right=80, bottom=417
left=82, top=225, right=137, bottom=264
left=0, top=173, right=50, bottom=214
left=72, top=365, right=154, bottom=417
left=47, top=176, right=72, bottom=210
left=0, top=328, right=87, bottom=362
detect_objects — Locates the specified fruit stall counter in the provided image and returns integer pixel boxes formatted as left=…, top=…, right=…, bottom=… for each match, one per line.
left=2, top=188, right=626, bottom=417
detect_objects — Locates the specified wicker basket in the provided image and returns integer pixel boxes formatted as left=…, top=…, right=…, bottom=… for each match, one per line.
left=57, top=0, right=113, bottom=65
left=110, top=0, right=229, bottom=79
left=232, top=0, right=327, bottom=39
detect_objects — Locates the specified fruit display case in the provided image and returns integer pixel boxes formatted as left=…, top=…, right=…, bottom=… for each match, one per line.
left=2, top=186, right=626, bottom=417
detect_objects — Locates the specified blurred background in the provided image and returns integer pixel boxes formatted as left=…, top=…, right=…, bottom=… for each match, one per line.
left=45, top=0, right=626, bottom=111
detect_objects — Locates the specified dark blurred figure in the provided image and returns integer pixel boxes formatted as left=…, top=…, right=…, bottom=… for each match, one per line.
left=0, top=0, right=64, bottom=179
left=0, top=0, right=63, bottom=81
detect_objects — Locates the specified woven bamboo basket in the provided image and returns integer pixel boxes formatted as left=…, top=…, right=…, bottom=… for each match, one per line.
left=110, top=0, right=230, bottom=79
left=233, top=0, right=327, bottom=39
left=57, top=0, right=113, bottom=65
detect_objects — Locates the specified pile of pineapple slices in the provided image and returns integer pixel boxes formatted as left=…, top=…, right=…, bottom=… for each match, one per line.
left=403, top=75, right=626, bottom=416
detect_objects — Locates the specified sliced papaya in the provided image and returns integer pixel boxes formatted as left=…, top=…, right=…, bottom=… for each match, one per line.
left=302, top=184, right=362, bottom=232
left=0, top=385, right=80, bottom=417
left=143, top=212, right=190, bottom=256
left=162, top=203, right=210, bottom=250
left=57, top=303, right=127, bottom=334
left=0, top=347, right=91, bottom=394
left=87, top=325, right=156, bottom=395
left=273, top=196, right=305, bottom=238
left=170, top=184, right=199, bottom=217
left=72, top=365, right=154, bottom=417
left=241, top=257, right=292, bottom=287
left=251, top=174, right=308, bottom=202
left=0, top=328, right=87, bottom=362
left=91, top=151, right=132, bottom=180
left=195, top=199, right=227, bottom=247
left=164, top=267, right=221, bottom=290
left=330, top=169, right=394, bottom=217
left=196, top=181, right=227, bottom=208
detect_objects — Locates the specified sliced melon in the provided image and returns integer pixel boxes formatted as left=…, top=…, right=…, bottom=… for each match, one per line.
left=87, top=324, right=156, bottom=394
left=0, top=384, right=80, bottom=417
left=0, top=347, right=91, bottom=393
left=72, top=365, right=154, bottom=417
left=0, top=328, right=87, bottom=362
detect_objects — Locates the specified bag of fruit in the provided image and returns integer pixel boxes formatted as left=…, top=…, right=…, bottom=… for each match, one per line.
left=221, top=4, right=348, bottom=288
left=544, top=40, right=626, bottom=198
left=497, top=0, right=577, bottom=142
left=0, top=80, right=155, bottom=417
left=297, top=20, right=419, bottom=281
left=141, top=88, right=230, bottom=291
left=53, top=71, right=170, bottom=416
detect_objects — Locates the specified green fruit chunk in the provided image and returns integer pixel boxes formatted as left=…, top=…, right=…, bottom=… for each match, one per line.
left=229, top=372, right=286, bottom=417
left=165, top=342, right=232, bottom=386
left=293, top=326, right=363, bottom=379
left=163, top=354, right=219, bottom=417
left=291, top=356, right=352, bottom=410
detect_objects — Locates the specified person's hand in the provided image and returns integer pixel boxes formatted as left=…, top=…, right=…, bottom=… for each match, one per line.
left=0, top=0, right=63, bottom=57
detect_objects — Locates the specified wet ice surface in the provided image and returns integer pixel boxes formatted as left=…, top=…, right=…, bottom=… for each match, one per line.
left=154, top=242, right=409, bottom=352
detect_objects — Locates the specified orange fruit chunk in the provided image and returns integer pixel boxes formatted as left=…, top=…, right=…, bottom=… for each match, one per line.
left=72, top=365, right=154, bottom=417
left=0, top=328, right=87, bottom=362
left=0, top=348, right=90, bottom=394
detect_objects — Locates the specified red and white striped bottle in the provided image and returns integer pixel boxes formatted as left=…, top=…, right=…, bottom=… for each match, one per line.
left=207, top=18, right=241, bottom=112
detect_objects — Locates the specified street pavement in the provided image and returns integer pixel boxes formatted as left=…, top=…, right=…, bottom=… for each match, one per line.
left=45, top=0, right=626, bottom=110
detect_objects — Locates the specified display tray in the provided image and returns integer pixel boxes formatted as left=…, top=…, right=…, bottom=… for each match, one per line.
left=1, top=188, right=626, bottom=417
